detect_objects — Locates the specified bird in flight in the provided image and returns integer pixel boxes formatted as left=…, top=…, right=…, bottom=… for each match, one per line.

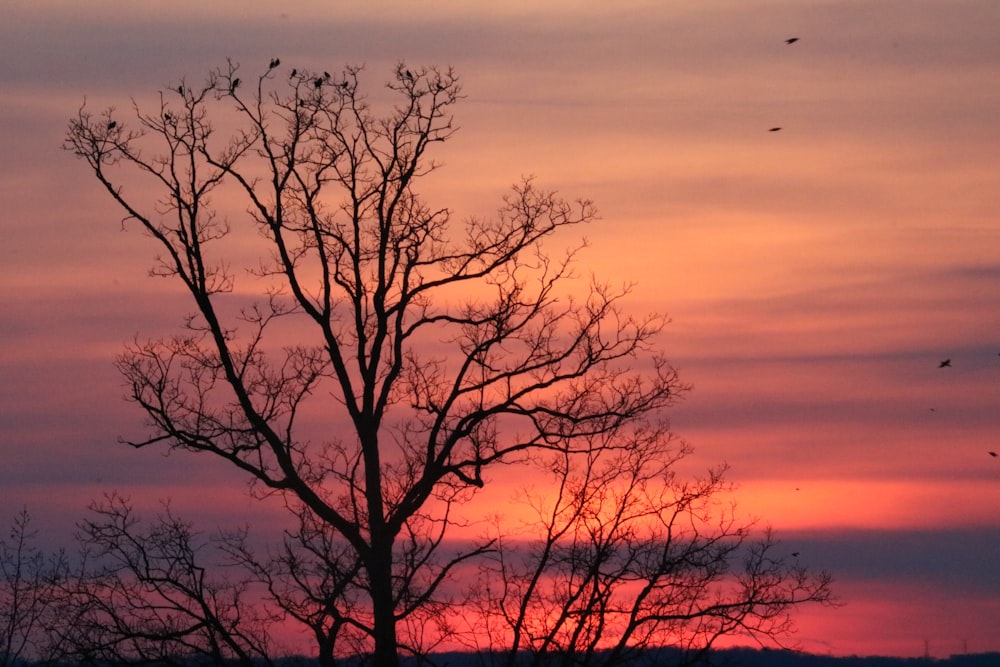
left=939, top=359, right=952, bottom=368
left=989, top=451, right=998, bottom=458
left=769, top=127, right=782, bottom=132
left=792, top=552, right=800, bottom=557
left=785, top=37, right=799, bottom=45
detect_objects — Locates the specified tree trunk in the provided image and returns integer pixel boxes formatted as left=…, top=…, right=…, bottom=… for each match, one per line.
left=363, top=416, right=397, bottom=667
left=369, top=537, right=398, bottom=667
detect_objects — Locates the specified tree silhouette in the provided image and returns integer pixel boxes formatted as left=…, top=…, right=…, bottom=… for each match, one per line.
left=0, top=509, right=70, bottom=667
left=464, top=433, right=831, bottom=667
left=46, top=495, right=275, bottom=667
left=64, top=60, right=831, bottom=667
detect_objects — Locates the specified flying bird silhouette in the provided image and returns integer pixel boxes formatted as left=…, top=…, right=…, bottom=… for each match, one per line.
left=939, top=359, right=951, bottom=368
left=785, top=37, right=799, bottom=44
left=769, top=127, right=782, bottom=132
left=989, top=451, right=998, bottom=458
left=791, top=552, right=800, bottom=557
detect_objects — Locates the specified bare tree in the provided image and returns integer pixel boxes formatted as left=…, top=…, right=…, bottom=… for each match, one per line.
left=48, top=494, right=275, bottom=667
left=219, top=502, right=370, bottom=667
left=64, top=60, right=828, bottom=666
left=463, top=427, right=832, bottom=667
left=0, top=508, right=69, bottom=667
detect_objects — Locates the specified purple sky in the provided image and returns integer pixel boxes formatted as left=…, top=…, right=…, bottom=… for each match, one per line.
left=3, top=1, right=1000, bottom=658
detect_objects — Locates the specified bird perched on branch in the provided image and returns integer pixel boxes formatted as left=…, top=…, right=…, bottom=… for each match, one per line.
left=269, top=57, right=280, bottom=69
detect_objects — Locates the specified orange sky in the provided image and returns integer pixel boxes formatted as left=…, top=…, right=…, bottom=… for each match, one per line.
left=2, top=0, right=1000, bottom=659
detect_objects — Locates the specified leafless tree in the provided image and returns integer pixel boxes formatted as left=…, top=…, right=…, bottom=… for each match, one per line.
left=219, top=502, right=370, bottom=667
left=64, top=59, right=828, bottom=667
left=0, top=509, right=69, bottom=667
left=45, top=495, right=276, bottom=667
left=462, top=428, right=833, bottom=667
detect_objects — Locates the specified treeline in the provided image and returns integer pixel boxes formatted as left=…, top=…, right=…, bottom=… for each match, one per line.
left=3, top=503, right=978, bottom=667
left=431, top=649, right=1000, bottom=667
left=6, top=648, right=1000, bottom=667
left=699, top=647, right=1000, bottom=667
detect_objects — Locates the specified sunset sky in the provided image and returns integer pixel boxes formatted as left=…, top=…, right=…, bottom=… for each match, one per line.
left=3, top=0, right=1000, bottom=659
